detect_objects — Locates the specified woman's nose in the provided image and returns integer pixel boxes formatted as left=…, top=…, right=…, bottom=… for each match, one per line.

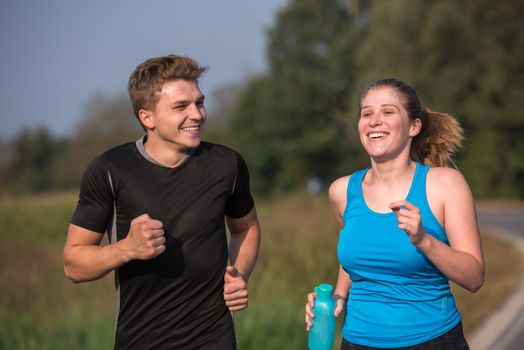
left=369, top=113, right=382, bottom=126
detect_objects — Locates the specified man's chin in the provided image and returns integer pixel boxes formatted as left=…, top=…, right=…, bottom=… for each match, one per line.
left=186, top=139, right=202, bottom=149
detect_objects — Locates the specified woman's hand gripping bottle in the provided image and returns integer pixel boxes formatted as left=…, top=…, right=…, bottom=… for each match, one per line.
left=308, top=283, right=336, bottom=350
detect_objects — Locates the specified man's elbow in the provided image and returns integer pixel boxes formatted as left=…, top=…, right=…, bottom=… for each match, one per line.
left=63, top=250, right=79, bottom=283
left=63, top=264, right=83, bottom=283
left=63, top=246, right=87, bottom=283
left=63, top=260, right=108, bottom=283
left=63, top=258, right=95, bottom=283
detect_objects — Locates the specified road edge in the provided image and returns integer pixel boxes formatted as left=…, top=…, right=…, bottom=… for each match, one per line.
left=467, top=226, right=524, bottom=350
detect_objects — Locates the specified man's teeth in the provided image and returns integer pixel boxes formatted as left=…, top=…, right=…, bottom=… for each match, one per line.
left=182, top=126, right=199, bottom=131
left=369, top=133, right=385, bottom=139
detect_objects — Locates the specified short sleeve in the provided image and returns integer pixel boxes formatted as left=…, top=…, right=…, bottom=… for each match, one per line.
left=70, top=155, right=115, bottom=234
left=224, top=152, right=254, bottom=219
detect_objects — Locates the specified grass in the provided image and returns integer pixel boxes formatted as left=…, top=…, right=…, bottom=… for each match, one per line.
left=0, top=191, right=522, bottom=349
left=0, top=191, right=77, bottom=243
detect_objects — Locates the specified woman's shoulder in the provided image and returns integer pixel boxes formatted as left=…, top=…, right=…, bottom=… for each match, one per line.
left=328, top=175, right=352, bottom=218
left=427, top=166, right=468, bottom=187
left=328, top=175, right=351, bottom=204
left=329, top=175, right=351, bottom=193
left=426, top=166, right=472, bottom=203
left=425, top=166, right=473, bottom=223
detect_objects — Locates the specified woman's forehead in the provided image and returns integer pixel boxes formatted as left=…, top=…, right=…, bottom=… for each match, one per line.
left=362, top=86, right=404, bottom=105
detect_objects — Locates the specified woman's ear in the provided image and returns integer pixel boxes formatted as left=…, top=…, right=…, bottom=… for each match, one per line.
left=138, top=109, right=154, bottom=130
left=409, top=118, right=422, bottom=137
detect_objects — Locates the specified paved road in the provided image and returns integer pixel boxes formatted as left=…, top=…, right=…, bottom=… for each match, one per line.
left=477, top=207, right=524, bottom=350
left=478, top=208, right=524, bottom=239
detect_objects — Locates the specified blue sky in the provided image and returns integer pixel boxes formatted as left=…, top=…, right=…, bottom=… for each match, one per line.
left=0, top=0, right=288, bottom=139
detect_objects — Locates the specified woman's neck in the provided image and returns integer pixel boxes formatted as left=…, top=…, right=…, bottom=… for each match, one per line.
left=362, top=159, right=417, bottom=213
left=368, top=158, right=415, bottom=187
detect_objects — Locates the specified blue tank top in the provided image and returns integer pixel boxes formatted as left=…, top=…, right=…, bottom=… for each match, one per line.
left=337, top=163, right=461, bottom=347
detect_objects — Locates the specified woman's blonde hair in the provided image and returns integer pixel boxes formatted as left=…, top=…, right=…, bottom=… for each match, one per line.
left=360, top=78, right=464, bottom=167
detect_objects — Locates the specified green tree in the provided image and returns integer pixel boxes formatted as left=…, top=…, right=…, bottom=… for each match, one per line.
left=228, top=76, right=281, bottom=194
left=64, top=93, right=142, bottom=184
left=230, top=0, right=524, bottom=198
left=203, top=82, right=246, bottom=146
left=353, top=0, right=524, bottom=197
left=4, top=128, right=70, bottom=194
left=230, top=0, right=367, bottom=195
left=1, top=93, right=143, bottom=195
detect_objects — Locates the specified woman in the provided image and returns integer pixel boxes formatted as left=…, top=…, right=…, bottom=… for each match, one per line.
left=305, top=78, right=484, bottom=349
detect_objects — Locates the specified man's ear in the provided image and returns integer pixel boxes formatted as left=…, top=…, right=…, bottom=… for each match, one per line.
left=409, top=118, right=422, bottom=137
left=138, top=109, right=154, bottom=130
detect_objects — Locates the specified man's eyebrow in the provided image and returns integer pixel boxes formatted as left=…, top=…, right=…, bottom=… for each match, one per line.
left=171, top=95, right=205, bottom=105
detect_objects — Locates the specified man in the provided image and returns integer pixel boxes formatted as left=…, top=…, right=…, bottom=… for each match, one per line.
left=63, top=54, right=261, bottom=349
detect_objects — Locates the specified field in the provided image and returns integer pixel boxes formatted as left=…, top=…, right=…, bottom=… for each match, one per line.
left=0, top=191, right=521, bottom=349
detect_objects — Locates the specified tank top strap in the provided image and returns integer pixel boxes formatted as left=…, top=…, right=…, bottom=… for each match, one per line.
left=343, top=168, right=369, bottom=219
left=406, top=162, right=430, bottom=207
left=408, top=162, right=446, bottom=239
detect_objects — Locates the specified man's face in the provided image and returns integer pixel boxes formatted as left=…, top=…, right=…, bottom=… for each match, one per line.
left=144, top=79, right=206, bottom=153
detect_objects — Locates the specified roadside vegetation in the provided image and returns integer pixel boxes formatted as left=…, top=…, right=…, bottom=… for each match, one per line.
left=0, top=191, right=521, bottom=349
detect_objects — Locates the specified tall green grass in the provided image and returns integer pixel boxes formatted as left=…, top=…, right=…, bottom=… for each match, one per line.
left=0, top=191, right=521, bottom=349
left=0, top=192, right=78, bottom=242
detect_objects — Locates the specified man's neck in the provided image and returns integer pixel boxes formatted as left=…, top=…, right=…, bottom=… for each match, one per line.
left=142, top=136, right=191, bottom=168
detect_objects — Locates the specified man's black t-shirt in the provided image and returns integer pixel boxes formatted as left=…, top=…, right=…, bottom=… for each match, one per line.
left=71, top=138, right=254, bottom=349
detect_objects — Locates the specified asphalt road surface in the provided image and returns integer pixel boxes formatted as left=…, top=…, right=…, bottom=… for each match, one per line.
left=477, top=207, right=524, bottom=350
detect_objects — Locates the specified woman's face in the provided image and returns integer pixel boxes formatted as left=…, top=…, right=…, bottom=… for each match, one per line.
left=358, top=87, right=420, bottom=163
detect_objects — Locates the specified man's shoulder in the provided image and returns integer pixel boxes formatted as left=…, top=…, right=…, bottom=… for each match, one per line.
left=101, top=141, right=137, bottom=158
left=87, top=141, right=137, bottom=170
left=197, top=141, right=241, bottom=160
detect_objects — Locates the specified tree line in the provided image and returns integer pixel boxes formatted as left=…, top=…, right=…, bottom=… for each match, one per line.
left=0, top=94, right=143, bottom=195
left=226, top=0, right=524, bottom=199
left=1, top=0, right=523, bottom=199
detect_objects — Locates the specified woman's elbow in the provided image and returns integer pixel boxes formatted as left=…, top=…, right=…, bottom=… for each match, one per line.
left=465, top=270, right=485, bottom=293
left=467, top=280, right=483, bottom=293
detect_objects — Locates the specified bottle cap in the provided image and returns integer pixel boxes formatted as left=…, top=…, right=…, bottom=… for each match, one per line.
left=315, top=283, right=333, bottom=298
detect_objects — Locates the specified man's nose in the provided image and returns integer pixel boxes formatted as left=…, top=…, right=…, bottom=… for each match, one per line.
left=188, top=103, right=205, bottom=120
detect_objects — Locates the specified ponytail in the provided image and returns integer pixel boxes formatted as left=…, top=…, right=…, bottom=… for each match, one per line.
left=411, top=108, right=464, bottom=168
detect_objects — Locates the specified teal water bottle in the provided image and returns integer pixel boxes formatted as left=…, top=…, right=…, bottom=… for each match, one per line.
left=308, top=283, right=336, bottom=350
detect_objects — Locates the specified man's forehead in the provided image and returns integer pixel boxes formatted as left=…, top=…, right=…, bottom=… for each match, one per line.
left=159, top=80, right=203, bottom=98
